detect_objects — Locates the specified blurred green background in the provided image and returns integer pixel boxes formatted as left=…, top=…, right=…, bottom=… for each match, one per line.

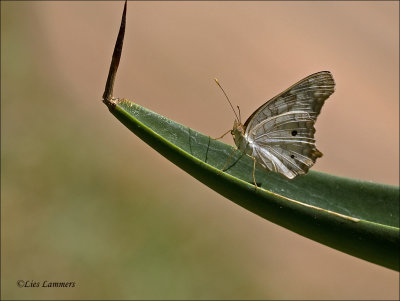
left=2, top=1, right=399, bottom=300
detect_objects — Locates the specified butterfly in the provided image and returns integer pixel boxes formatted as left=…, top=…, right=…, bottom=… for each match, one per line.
left=215, top=71, right=335, bottom=184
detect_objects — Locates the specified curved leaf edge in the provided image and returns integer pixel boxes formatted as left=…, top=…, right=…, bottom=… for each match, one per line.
left=107, top=99, right=399, bottom=271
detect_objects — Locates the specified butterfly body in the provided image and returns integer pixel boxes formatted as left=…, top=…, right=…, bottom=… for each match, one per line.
left=231, top=119, right=248, bottom=150
left=229, top=71, right=335, bottom=180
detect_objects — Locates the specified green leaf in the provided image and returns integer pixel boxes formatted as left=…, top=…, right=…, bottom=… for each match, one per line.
left=106, top=99, right=399, bottom=271
left=101, top=1, right=399, bottom=271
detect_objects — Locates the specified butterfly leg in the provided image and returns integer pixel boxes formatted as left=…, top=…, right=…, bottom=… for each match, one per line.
left=211, top=129, right=231, bottom=140
left=250, top=155, right=259, bottom=189
left=217, top=147, right=238, bottom=175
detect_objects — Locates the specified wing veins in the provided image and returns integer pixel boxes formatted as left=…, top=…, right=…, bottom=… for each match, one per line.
left=244, top=71, right=335, bottom=134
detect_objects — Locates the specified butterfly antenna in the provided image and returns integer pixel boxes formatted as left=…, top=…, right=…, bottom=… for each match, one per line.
left=237, top=105, right=242, bottom=123
left=103, top=0, right=127, bottom=104
left=214, top=78, right=240, bottom=122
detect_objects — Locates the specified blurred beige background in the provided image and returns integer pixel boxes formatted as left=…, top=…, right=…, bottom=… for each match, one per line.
left=2, top=1, right=399, bottom=300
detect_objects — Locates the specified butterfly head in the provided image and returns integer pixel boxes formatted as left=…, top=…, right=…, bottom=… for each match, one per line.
left=232, top=119, right=245, bottom=146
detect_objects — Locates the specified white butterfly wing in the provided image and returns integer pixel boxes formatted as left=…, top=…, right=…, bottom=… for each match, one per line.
left=244, top=71, right=335, bottom=178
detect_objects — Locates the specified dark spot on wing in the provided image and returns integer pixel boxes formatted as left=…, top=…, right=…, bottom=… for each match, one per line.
left=291, top=130, right=298, bottom=136
left=290, top=155, right=295, bottom=159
